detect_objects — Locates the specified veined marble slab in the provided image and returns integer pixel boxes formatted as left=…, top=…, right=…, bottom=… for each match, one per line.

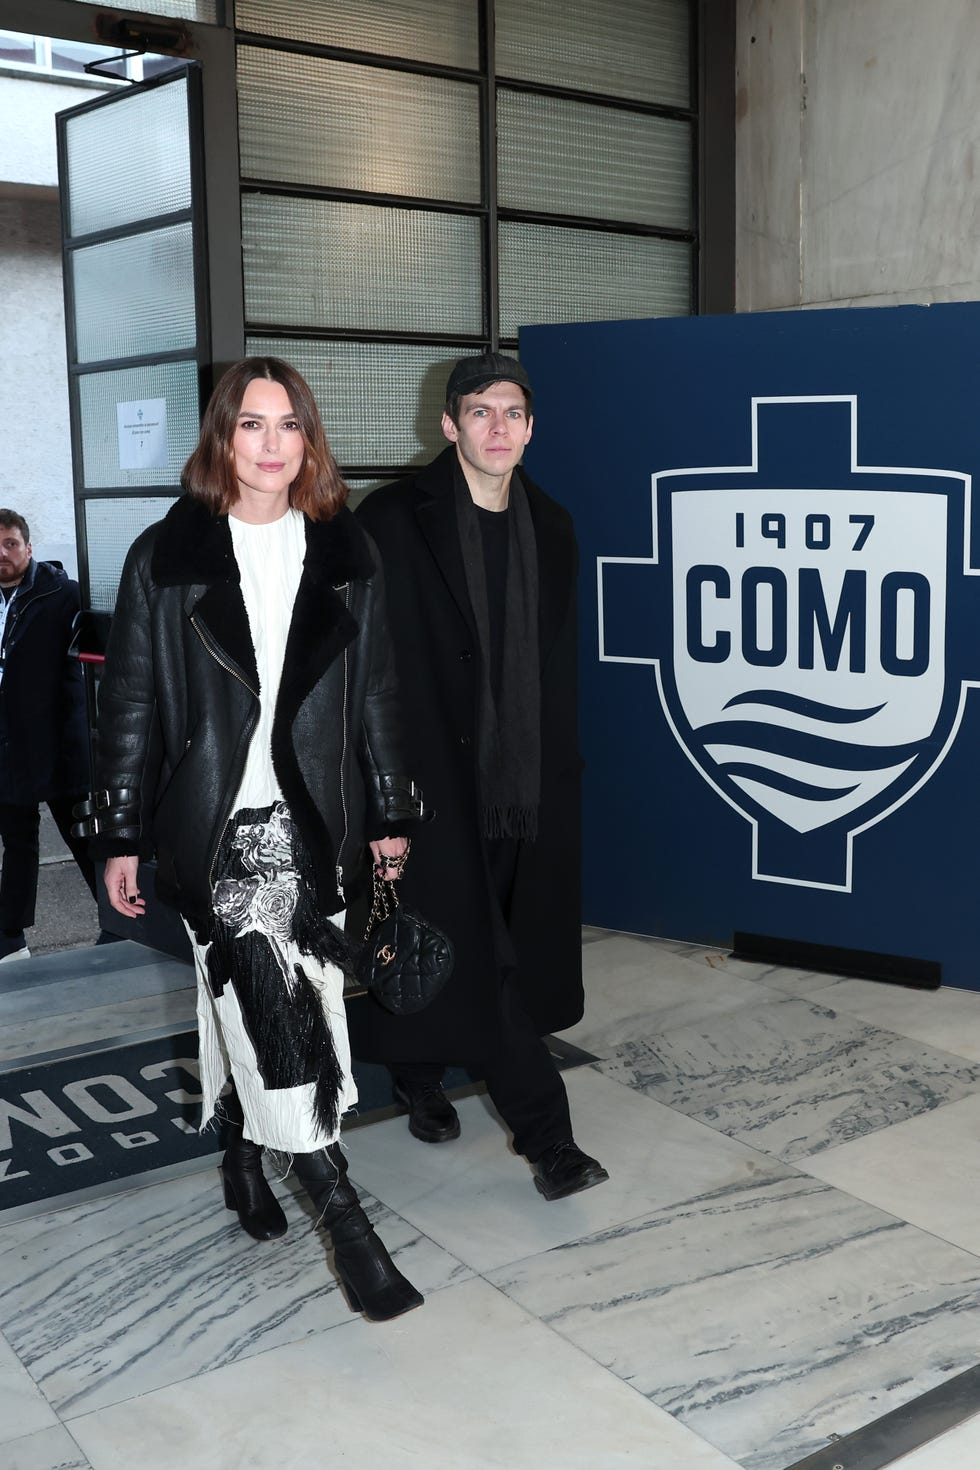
left=0, top=1330, right=58, bottom=1444
left=0, top=1424, right=91, bottom=1470
left=567, top=933, right=779, bottom=1057
left=0, top=942, right=186, bottom=997
left=66, top=1277, right=743, bottom=1470
left=798, top=977, right=980, bottom=1064
left=342, top=1065, right=789, bottom=1274
left=0, top=990, right=198, bottom=1066
left=0, top=1166, right=469, bottom=1417
left=487, top=1170, right=980, bottom=1470
left=802, top=1091, right=980, bottom=1256
left=702, top=951, right=842, bottom=996
left=0, top=964, right=196, bottom=1028
left=598, top=995, right=980, bottom=1160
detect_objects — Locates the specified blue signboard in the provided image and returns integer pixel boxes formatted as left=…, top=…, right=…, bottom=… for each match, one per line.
left=520, top=304, right=980, bottom=990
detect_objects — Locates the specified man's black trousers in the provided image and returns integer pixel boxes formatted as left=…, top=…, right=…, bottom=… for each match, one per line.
left=392, top=836, right=573, bottom=1161
left=0, top=797, right=97, bottom=932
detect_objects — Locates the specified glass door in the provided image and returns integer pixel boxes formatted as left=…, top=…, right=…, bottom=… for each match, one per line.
left=57, top=61, right=210, bottom=621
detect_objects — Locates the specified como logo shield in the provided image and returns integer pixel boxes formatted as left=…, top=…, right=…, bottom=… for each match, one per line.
left=597, top=396, right=976, bottom=891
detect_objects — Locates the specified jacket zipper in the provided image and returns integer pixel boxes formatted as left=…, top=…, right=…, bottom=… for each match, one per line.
left=1, top=585, right=57, bottom=661
left=335, top=590, right=351, bottom=903
left=189, top=613, right=258, bottom=698
left=189, top=612, right=260, bottom=887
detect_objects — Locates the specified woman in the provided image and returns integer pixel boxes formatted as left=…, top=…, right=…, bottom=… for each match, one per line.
left=82, top=358, right=427, bottom=1322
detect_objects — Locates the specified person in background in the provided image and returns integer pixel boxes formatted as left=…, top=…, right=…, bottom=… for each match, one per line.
left=350, top=352, right=608, bottom=1202
left=0, top=510, right=96, bottom=963
left=79, top=358, right=428, bottom=1321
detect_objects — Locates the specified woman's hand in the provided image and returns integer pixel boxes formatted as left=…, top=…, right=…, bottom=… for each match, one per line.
left=104, top=856, right=147, bottom=917
left=369, top=836, right=410, bottom=880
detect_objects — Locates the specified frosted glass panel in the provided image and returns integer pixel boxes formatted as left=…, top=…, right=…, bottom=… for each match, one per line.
left=500, top=223, right=691, bottom=336
left=242, top=195, right=483, bottom=335
left=72, top=224, right=196, bottom=364
left=85, top=0, right=216, bottom=19
left=247, top=337, right=454, bottom=467
left=85, top=497, right=179, bottom=612
left=496, top=0, right=690, bottom=108
left=238, top=47, right=480, bottom=202
left=78, top=361, right=200, bottom=489
left=236, top=0, right=478, bottom=69
left=499, top=91, right=692, bottom=230
left=66, top=77, right=191, bottom=238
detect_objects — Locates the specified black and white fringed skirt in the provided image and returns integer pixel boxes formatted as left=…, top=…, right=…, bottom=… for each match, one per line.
left=187, top=801, right=358, bottom=1152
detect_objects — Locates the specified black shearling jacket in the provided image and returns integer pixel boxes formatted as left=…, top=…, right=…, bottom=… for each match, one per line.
left=89, top=495, right=427, bottom=935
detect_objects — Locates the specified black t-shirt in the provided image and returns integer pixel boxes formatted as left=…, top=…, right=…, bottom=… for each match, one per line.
left=476, top=503, right=509, bottom=706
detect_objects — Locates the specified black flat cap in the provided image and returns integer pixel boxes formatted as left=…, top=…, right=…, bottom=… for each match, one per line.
left=445, top=351, right=533, bottom=405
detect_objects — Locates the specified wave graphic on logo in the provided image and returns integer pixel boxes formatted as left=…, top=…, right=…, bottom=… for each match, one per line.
left=692, top=690, right=927, bottom=833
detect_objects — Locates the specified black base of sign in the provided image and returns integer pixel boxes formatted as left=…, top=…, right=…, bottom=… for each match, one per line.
left=730, top=931, right=942, bottom=991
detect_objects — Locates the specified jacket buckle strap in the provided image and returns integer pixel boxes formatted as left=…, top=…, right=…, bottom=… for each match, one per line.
left=72, top=787, right=140, bottom=819
left=379, top=774, right=433, bottom=823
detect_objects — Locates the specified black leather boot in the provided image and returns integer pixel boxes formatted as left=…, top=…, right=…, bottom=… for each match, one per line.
left=292, top=1145, right=423, bottom=1322
left=393, top=1078, right=461, bottom=1143
left=220, top=1091, right=288, bottom=1241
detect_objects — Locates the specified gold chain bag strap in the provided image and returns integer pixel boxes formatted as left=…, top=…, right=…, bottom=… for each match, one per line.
left=357, top=870, right=454, bottom=1014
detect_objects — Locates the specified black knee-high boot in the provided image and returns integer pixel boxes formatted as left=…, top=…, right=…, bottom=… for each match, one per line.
left=292, top=1145, right=423, bottom=1321
left=219, top=1088, right=288, bottom=1242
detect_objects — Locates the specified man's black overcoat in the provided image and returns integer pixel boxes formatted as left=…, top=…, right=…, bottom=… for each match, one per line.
left=0, top=559, right=89, bottom=806
left=347, top=446, right=584, bottom=1064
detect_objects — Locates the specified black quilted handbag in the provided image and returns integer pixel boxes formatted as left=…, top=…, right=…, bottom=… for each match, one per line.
left=357, top=872, right=454, bottom=1014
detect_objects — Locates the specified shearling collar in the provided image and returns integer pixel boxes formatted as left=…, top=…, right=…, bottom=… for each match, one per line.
left=149, top=493, right=375, bottom=589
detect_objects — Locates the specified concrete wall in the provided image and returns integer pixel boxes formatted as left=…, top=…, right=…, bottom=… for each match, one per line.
left=0, top=72, right=108, bottom=573
left=736, top=0, right=980, bottom=312
left=0, top=72, right=102, bottom=187
left=0, top=191, right=76, bottom=571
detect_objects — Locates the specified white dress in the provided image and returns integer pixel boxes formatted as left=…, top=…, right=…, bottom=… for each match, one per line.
left=188, top=508, right=358, bottom=1151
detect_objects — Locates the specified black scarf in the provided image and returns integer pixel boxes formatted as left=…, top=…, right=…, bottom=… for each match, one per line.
left=454, top=463, right=541, bottom=840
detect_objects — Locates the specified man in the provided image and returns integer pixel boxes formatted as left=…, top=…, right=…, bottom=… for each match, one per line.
left=350, top=353, right=608, bottom=1201
left=0, top=510, right=96, bottom=961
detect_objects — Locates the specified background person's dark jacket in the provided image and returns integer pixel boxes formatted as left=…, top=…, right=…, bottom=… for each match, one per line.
left=0, top=558, right=90, bottom=805
left=91, top=494, right=426, bottom=937
left=348, top=446, right=585, bottom=1064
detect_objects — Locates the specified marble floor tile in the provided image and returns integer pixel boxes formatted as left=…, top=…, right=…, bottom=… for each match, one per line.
left=486, top=1172, right=980, bottom=1470
left=66, top=1277, right=743, bottom=1470
left=0, top=1331, right=58, bottom=1444
left=0, top=1425, right=91, bottom=1470
left=798, top=976, right=980, bottom=1063
left=705, top=952, right=843, bottom=996
left=566, top=933, right=775, bottom=1057
left=0, top=990, right=198, bottom=1065
left=598, top=995, right=980, bottom=1161
left=0, top=962, right=194, bottom=1030
left=0, top=1165, right=468, bottom=1418
left=890, top=1412, right=980, bottom=1469
left=0, top=943, right=183, bottom=997
left=341, top=1065, right=788, bottom=1274
left=801, top=1091, right=980, bottom=1255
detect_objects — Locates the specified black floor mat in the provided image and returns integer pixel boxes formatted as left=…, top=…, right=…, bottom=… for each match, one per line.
left=0, top=1030, right=596, bottom=1213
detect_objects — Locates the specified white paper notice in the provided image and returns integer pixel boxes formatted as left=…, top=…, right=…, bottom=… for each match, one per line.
left=117, top=398, right=169, bottom=470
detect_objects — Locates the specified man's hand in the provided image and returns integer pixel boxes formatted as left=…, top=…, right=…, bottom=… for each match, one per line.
left=104, top=855, right=146, bottom=916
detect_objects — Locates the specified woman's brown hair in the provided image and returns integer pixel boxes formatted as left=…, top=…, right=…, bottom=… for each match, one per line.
left=181, top=357, right=348, bottom=520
